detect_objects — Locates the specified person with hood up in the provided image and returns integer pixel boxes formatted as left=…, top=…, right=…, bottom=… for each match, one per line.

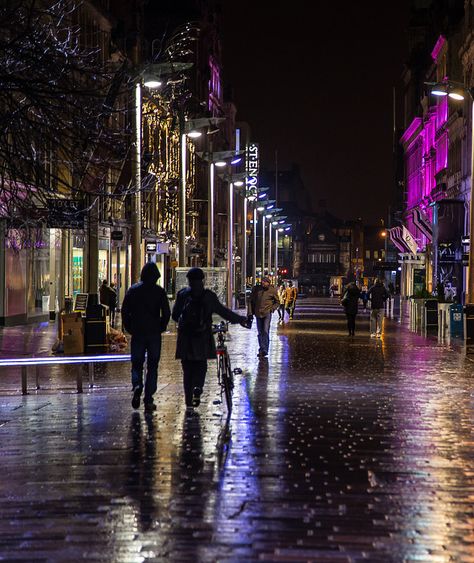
left=341, top=282, right=361, bottom=336
left=121, top=262, right=171, bottom=412
left=172, top=267, right=250, bottom=409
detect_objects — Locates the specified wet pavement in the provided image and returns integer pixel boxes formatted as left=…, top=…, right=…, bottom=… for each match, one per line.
left=2, top=298, right=474, bottom=561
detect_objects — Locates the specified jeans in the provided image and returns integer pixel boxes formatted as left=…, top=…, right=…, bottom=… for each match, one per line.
left=130, top=335, right=162, bottom=403
left=277, top=304, right=285, bottom=320
left=256, top=314, right=272, bottom=354
left=109, top=307, right=116, bottom=328
left=181, top=360, right=207, bottom=407
left=370, top=309, right=384, bottom=335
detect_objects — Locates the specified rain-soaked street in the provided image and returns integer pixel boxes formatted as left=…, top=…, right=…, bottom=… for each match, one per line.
left=2, top=297, right=474, bottom=562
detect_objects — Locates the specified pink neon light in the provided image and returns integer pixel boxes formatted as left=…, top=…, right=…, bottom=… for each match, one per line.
left=431, top=35, right=446, bottom=62
left=401, top=117, right=422, bottom=145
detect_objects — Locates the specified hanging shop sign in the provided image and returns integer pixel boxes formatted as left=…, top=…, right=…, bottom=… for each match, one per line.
left=111, top=230, right=124, bottom=241
left=246, top=143, right=259, bottom=200
left=412, top=208, right=433, bottom=241
left=145, top=242, right=157, bottom=253
left=46, top=199, right=86, bottom=229
left=401, top=225, right=418, bottom=255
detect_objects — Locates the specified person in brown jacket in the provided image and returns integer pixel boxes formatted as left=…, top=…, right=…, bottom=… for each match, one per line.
left=249, top=277, right=279, bottom=357
left=284, top=281, right=298, bottom=320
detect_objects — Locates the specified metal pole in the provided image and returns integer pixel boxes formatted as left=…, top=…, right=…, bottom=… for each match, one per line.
left=469, top=99, right=474, bottom=302
left=131, top=81, right=142, bottom=284
left=179, top=130, right=187, bottom=267
left=275, top=228, right=279, bottom=281
left=268, top=222, right=272, bottom=275
left=242, top=197, right=247, bottom=293
left=208, top=162, right=215, bottom=266
left=252, top=206, right=257, bottom=285
left=227, top=181, right=234, bottom=307
left=261, top=215, right=266, bottom=276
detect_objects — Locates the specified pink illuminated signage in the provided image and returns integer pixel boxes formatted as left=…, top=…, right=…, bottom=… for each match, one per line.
left=246, top=143, right=259, bottom=200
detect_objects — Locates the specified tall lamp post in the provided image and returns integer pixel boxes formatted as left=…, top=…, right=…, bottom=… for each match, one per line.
left=427, top=80, right=474, bottom=301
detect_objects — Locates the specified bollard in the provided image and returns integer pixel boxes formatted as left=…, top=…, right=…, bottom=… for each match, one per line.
left=21, top=365, right=28, bottom=395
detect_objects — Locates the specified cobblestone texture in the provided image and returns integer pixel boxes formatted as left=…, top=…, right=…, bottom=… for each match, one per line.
left=1, top=298, right=474, bottom=562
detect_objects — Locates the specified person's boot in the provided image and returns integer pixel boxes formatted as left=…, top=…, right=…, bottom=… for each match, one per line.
left=192, top=387, right=202, bottom=407
left=131, top=386, right=142, bottom=409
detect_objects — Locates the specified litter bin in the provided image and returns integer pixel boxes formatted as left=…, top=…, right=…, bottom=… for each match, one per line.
left=449, top=303, right=464, bottom=338
left=424, top=299, right=438, bottom=330
left=464, top=303, right=474, bottom=348
left=85, top=293, right=108, bottom=354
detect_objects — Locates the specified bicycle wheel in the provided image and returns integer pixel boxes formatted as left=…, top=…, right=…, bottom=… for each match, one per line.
left=221, top=352, right=233, bottom=413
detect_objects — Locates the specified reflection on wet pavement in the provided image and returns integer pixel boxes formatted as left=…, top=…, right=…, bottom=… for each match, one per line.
left=1, top=298, right=474, bottom=561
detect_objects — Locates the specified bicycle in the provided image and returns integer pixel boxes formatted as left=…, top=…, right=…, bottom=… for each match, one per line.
left=212, top=321, right=241, bottom=415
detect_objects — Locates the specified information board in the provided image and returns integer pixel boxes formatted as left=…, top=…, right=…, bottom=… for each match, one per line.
left=175, top=267, right=227, bottom=304
left=74, top=293, right=88, bottom=312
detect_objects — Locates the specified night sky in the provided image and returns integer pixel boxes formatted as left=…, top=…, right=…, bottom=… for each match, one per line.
left=221, top=1, right=410, bottom=224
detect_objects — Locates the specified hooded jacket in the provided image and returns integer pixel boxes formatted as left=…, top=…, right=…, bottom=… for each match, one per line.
left=172, top=280, right=245, bottom=360
left=368, top=281, right=389, bottom=309
left=341, top=283, right=361, bottom=315
left=121, top=263, right=171, bottom=336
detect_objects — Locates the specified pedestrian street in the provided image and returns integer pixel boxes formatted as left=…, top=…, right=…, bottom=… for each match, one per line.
left=1, top=298, right=474, bottom=561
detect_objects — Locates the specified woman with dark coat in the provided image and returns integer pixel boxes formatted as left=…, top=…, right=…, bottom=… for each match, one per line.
left=172, top=267, right=249, bottom=409
left=341, top=282, right=361, bottom=336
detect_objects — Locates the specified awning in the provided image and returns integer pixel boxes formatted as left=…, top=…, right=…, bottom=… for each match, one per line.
left=412, top=208, right=432, bottom=241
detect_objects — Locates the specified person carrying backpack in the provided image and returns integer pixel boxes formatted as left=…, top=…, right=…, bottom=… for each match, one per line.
left=172, top=267, right=250, bottom=410
left=121, top=262, right=171, bottom=412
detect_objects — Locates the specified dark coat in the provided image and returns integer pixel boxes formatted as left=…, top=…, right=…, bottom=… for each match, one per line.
left=342, top=284, right=361, bottom=315
left=172, top=282, right=245, bottom=361
left=368, top=282, right=389, bottom=309
left=121, top=263, right=170, bottom=337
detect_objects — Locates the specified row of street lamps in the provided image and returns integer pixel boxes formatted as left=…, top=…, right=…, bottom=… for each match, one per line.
left=131, top=64, right=291, bottom=303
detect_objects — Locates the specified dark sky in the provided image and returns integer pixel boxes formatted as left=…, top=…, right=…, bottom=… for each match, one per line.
left=221, top=1, right=410, bottom=224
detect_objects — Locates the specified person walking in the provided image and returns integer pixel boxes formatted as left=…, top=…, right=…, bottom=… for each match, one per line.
left=341, top=282, right=361, bottom=336
left=360, top=286, right=369, bottom=311
left=172, top=267, right=250, bottom=409
left=368, top=277, right=389, bottom=338
left=277, top=282, right=286, bottom=323
left=284, top=281, right=298, bottom=320
left=121, top=262, right=171, bottom=412
left=108, top=282, right=118, bottom=327
left=249, top=276, right=279, bottom=357
left=99, top=279, right=117, bottom=325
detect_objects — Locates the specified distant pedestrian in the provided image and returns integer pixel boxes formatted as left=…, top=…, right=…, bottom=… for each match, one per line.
left=360, top=286, right=369, bottom=311
left=341, top=282, right=361, bottom=336
left=249, top=277, right=279, bottom=357
left=277, top=282, right=286, bottom=323
left=284, top=281, right=298, bottom=320
left=172, top=267, right=250, bottom=409
left=109, top=282, right=118, bottom=327
left=99, top=279, right=117, bottom=327
left=121, top=263, right=171, bottom=412
left=368, top=277, right=389, bottom=338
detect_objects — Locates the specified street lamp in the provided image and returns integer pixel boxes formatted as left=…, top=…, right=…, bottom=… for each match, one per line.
left=427, top=80, right=474, bottom=302
left=195, top=144, right=243, bottom=267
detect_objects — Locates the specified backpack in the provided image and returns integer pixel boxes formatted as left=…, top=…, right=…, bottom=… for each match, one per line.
left=178, top=290, right=208, bottom=335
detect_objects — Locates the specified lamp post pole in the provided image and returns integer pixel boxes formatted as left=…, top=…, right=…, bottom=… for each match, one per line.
left=268, top=221, right=272, bottom=275
left=208, top=161, right=215, bottom=267
left=131, top=81, right=142, bottom=284
left=275, top=227, right=279, bottom=281
left=242, top=196, right=247, bottom=293
left=261, top=214, right=266, bottom=276
left=227, top=178, right=234, bottom=307
left=178, top=115, right=187, bottom=268
left=253, top=206, right=257, bottom=284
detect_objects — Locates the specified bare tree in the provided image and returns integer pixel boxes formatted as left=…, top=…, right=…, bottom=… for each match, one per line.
left=0, top=0, right=130, bottom=229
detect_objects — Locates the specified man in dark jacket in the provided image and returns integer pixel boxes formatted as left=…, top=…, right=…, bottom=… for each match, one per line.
left=121, top=262, right=171, bottom=412
left=341, top=282, right=361, bottom=336
left=172, top=267, right=249, bottom=409
left=99, top=280, right=117, bottom=326
left=368, top=277, right=389, bottom=338
left=249, top=277, right=279, bottom=357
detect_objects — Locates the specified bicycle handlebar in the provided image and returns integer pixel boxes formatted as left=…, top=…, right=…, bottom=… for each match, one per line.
left=212, top=321, right=229, bottom=334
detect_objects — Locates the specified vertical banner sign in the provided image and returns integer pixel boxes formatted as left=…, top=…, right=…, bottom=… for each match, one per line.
left=402, top=225, right=418, bottom=255
left=246, top=143, right=259, bottom=200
